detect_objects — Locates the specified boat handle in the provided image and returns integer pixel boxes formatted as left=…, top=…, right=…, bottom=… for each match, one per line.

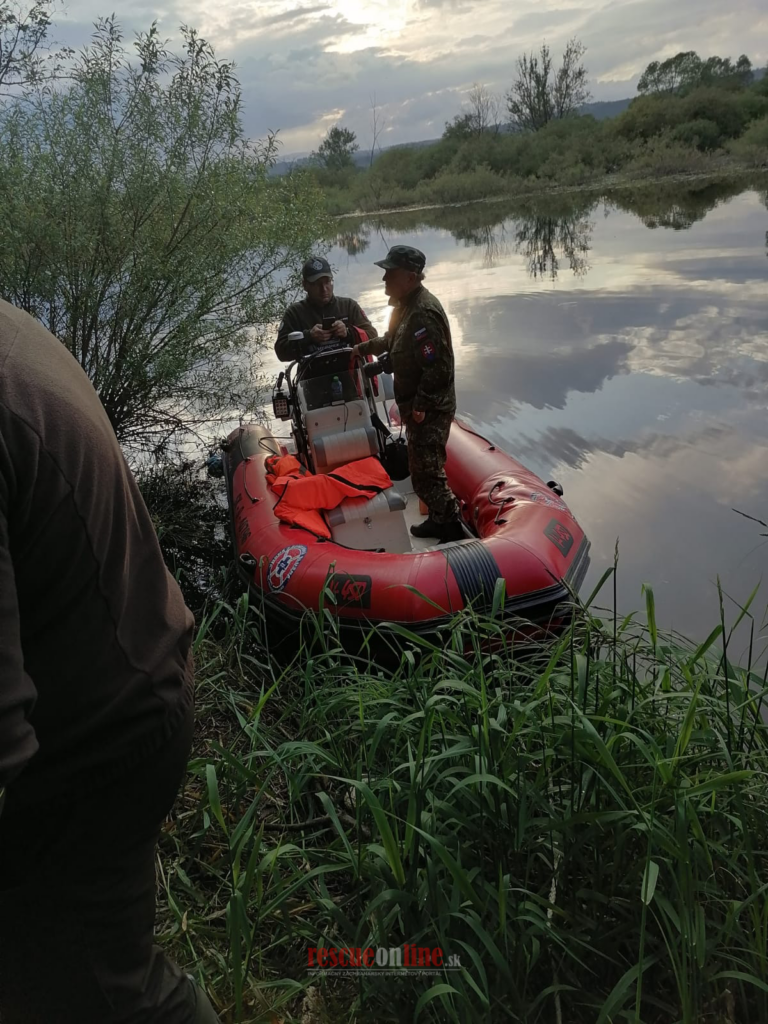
left=488, top=481, right=515, bottom=525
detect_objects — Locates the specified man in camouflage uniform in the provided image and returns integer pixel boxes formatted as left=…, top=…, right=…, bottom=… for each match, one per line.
left=353, top=245, right=463, bottom=543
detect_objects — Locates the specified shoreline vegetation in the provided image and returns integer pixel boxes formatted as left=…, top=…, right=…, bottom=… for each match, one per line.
left=331, top=166, right=768, bottom=222
left=146, top=473, right=768, bottom=1024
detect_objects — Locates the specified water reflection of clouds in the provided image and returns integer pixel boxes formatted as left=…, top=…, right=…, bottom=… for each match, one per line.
left=556, top=425, right=768, bottom=659
left=334, top=191, right=768, bottom=452
left=321, top=187, right=768, bottom=649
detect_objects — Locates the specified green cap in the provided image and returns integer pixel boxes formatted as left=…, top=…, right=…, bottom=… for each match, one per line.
left=374, top=245, right=426, bottom=273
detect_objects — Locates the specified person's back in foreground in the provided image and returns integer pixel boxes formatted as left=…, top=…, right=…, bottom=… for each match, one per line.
left=0, top=298, right=218, bottom=1022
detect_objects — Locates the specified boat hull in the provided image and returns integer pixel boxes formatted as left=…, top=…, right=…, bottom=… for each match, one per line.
left=221, top=418, right=590, bottom=654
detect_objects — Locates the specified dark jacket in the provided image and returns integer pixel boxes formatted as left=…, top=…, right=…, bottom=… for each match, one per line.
left=0, top=299, right=195, bottom=807
left=358, top=285, right=455, bottom=421
left=275, top=296, right=377, bottom=361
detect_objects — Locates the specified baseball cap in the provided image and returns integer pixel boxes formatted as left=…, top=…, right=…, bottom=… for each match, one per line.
left=302, top=256, right=333, bottom=282
left=374, top=245, right=427, bottom=273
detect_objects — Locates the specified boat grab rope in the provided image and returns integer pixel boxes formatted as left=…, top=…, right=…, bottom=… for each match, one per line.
left=237, top=427, right=260, bottom=505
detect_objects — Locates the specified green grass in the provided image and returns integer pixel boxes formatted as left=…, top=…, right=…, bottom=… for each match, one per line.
left=153, top=541, right=768, bottom=1023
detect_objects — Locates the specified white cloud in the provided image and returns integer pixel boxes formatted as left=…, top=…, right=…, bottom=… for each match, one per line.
left=50, top=0, right=768, bottom=147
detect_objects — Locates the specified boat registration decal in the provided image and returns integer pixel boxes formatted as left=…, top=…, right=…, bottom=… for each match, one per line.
left=268, top=544, right=307, bottom=592
left=544, top=519, right=574, bottom=558
left=327, top=572, right=373, bottom=609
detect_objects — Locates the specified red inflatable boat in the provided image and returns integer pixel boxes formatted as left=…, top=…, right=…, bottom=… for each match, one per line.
left=219, top=344, right=590, bottom=651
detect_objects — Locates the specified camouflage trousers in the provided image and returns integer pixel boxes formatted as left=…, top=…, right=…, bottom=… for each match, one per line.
left=406, top=412, right=460, bottom=524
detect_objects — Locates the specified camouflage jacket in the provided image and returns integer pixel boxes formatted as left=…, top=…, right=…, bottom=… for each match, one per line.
left=358, top=285, right=456, bottom=420
left=275, top=296, right=376, bottom=362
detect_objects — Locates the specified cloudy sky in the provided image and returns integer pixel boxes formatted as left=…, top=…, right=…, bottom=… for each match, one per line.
left=54, top=0, right=767, bottom=154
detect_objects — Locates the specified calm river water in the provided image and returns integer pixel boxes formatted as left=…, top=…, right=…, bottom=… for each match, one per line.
left=263, top=180, right=768, bottom=660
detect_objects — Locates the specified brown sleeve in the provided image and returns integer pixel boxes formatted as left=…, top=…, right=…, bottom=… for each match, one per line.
left=275, top=306, right=309, bottom=361
left=411, top=312, right=453, bottom=413
left=358, top=334, right=389, bottom=357
left=0, top=452, right=40, bottom=795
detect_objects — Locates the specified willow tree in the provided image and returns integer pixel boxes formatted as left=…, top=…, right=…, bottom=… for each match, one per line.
left=507, top=39, right=593, bottom=133
left=506, top=38, right=591, bottom=132
left=0, top=18, right=330, bottom=454
left=0, top=0, right=58, bottom=91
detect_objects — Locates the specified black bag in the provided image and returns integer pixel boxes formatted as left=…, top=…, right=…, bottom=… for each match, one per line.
left=380, top=436, right=410, bottom=480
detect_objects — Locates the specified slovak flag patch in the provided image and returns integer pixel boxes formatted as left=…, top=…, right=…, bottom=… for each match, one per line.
left=421, top=341, right=436, bottom=362
left=414, top=327, right=428, bottom=340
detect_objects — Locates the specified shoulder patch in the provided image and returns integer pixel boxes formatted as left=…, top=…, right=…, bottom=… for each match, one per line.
left=421, top=341, right=436, bottom=362
left=414, top=326, right=428, bottom=340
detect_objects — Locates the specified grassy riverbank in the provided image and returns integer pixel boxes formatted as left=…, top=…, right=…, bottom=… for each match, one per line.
left=331, top=167, right=768, bottom=225
left=146, top=473, right=768, bottom=1024
left=320, top=153, right=767, bottom=219
left=298, top=82, right=768, bottom=217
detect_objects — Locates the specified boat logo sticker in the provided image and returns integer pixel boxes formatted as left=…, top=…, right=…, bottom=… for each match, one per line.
left=530, top=490, right=574, bottom=519
left=268, top=544, right=307, bottom=592
left=544, top=518, right=574, bottom=558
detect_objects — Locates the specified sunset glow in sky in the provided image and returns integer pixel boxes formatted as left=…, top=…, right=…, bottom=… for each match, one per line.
left=56, top=0, right=768, bottom=152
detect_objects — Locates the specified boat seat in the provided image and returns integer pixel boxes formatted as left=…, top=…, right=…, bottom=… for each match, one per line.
left=300, top=394, right=377, bottom=473
left=328, top=487, right=411, bottom=553
left=313, top=426, right=379, bottom=470
left=303, top=398, right=373, bottom=439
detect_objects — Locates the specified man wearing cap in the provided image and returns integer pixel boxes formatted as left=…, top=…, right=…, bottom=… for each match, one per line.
left=352, top=245, right=463, bottom=544
left=275, top=256, right=377, bottom=365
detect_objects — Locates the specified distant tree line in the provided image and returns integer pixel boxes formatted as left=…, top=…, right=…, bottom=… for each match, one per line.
left=305, top=43, right=768, bottom=215
left=638, top=52, right=754, bottom=96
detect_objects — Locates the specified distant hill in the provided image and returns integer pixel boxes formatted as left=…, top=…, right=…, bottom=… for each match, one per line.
left=268, top=137, right=442, bottom=176
left=580, top=98, right=632, bottom=119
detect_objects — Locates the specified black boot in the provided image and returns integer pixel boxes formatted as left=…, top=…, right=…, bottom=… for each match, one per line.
left=438, top=520, right=465, bottom=544
left=410, top=516, right=445, bottom=539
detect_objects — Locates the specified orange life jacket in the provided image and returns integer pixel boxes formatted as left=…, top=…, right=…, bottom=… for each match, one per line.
left=265, top=453, right=306, bottom=489
left=268, top=456, right=393, bottom=539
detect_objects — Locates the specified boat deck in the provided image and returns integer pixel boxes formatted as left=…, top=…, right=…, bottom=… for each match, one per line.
left=394, top=475, right=435, bottom=553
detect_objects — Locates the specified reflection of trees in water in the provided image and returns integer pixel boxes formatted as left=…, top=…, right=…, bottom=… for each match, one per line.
left=334, top=230, right=371, bottom=256
left=358, top=197, right=597, bottom=277
left=513, top=211, right=593, bottom=280
left=453, top=223, right=510, bottom=268
left=608, top=180, right=749, bottom=231
left=345, top=180, right=760, bottom=280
